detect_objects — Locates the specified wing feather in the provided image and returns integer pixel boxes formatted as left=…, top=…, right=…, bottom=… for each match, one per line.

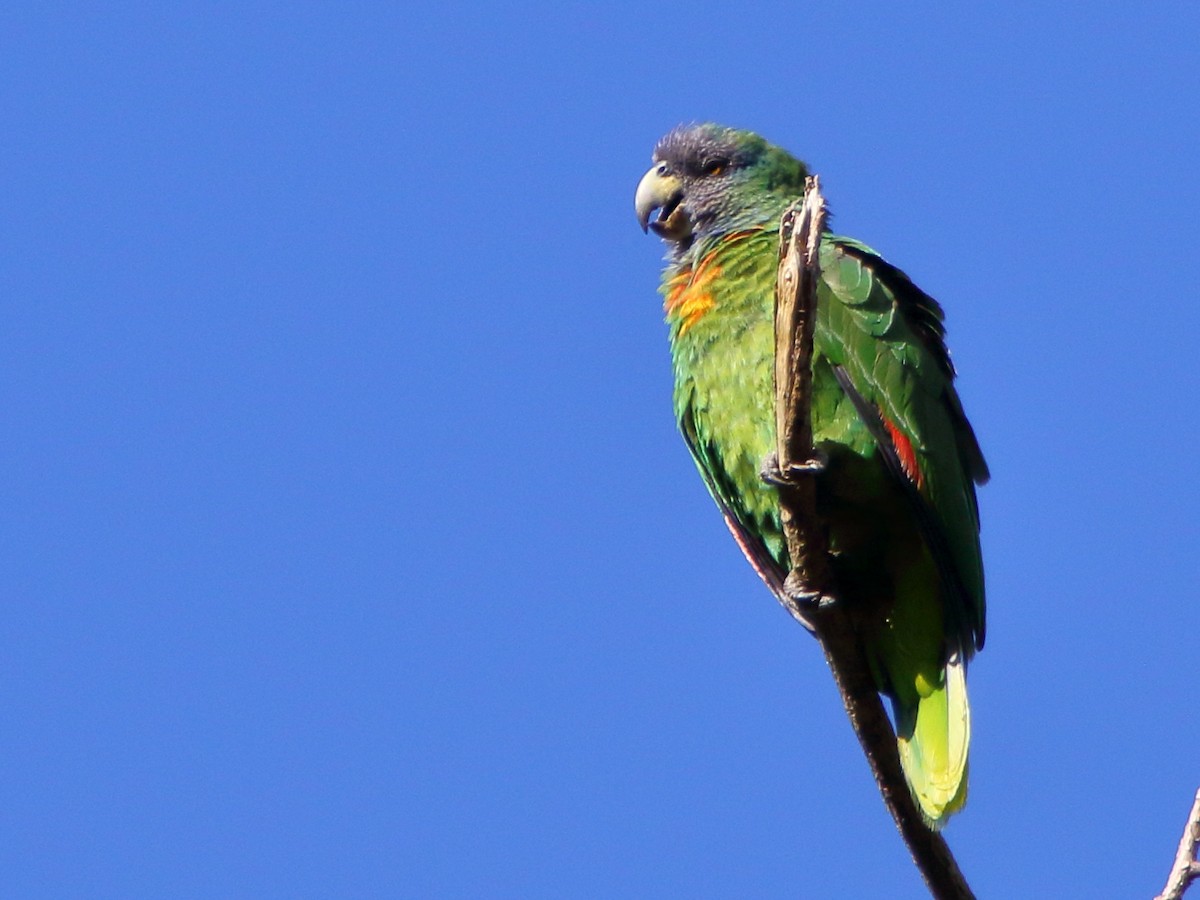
left=818, top=237, right=987, bottom=652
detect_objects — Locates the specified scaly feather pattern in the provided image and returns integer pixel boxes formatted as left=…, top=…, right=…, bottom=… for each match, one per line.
left=636, top=124, right=987, bottom=828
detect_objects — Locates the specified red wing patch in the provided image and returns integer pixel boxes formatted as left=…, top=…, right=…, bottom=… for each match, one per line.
left=881, top=414, right=925, bottom=490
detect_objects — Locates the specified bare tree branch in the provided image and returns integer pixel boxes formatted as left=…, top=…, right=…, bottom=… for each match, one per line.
left=769, top=178, right=974, bottom=899
left=1156, top=788, right=1200, bottom=900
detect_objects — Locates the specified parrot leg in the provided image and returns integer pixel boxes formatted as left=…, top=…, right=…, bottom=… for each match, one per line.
left=783, top=571, right=835, bottom=609
left=759, top=450, right=828, bottom=486
left=761, top=452, right=837, bottom=613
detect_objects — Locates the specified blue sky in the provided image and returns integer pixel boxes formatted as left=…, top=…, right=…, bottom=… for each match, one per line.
left=3, top=3, right=1198, bottom=897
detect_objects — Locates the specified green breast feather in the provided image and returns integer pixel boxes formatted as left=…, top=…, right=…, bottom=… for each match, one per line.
left=639, top=123, right=987, bottom=828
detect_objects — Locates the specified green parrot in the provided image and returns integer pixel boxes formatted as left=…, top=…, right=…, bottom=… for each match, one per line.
left=635, top=124, right=988, bottom=829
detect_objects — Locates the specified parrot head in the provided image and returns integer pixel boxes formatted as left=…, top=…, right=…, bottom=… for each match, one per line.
left=635, top=124, right=809, bottom=254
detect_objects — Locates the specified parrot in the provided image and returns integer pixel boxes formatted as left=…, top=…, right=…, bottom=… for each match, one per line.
left=634, top=124, right=988, bottom=829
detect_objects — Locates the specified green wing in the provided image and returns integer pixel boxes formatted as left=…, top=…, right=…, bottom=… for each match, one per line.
left=816, top=234, right=987, bottom=654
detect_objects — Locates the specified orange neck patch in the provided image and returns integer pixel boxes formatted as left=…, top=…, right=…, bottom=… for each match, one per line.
left=663, top=231, right=761, bottom=337
left=664, top=250, right=722, bottom=337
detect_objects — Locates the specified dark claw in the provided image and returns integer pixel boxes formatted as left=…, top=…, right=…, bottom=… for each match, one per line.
left=790, top=450, right=829, bottom=475
left=760, top=452, right=786, bottom=486
left=760, top=450, right=828, bottom=486
left=784, top=571, right=834, bottom=609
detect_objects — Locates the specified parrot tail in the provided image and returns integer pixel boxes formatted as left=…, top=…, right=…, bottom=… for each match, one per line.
left=894, top=653, right=971, bottom=830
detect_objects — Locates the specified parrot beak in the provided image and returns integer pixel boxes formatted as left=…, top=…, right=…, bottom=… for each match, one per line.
left=635, top=165, right=689, bottom=240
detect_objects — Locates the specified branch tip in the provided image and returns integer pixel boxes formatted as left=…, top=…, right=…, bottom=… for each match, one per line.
left=1155, top=788, right=1200, bottom=900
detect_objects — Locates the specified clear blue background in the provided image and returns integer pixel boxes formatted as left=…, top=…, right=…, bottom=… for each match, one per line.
left=2, top=3, right=1197, bottom=897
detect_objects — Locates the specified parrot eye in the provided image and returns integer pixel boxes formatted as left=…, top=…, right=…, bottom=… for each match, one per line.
left=703, top=158, right=730, bottom=177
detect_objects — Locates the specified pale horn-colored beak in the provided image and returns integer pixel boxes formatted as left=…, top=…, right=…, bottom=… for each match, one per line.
left=635, top=165, right=684, bottom=234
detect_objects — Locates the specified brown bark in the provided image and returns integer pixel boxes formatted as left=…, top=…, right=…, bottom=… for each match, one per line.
left=769, top=179, right=973, bottom=899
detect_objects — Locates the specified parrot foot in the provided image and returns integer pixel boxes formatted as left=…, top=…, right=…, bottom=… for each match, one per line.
left=760, top=450, right=827, bottom=486
left=783, top=571, right=835, bottom=610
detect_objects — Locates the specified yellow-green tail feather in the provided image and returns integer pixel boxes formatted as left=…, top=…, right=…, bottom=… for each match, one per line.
left=895, top=655, right=970, bottom=830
